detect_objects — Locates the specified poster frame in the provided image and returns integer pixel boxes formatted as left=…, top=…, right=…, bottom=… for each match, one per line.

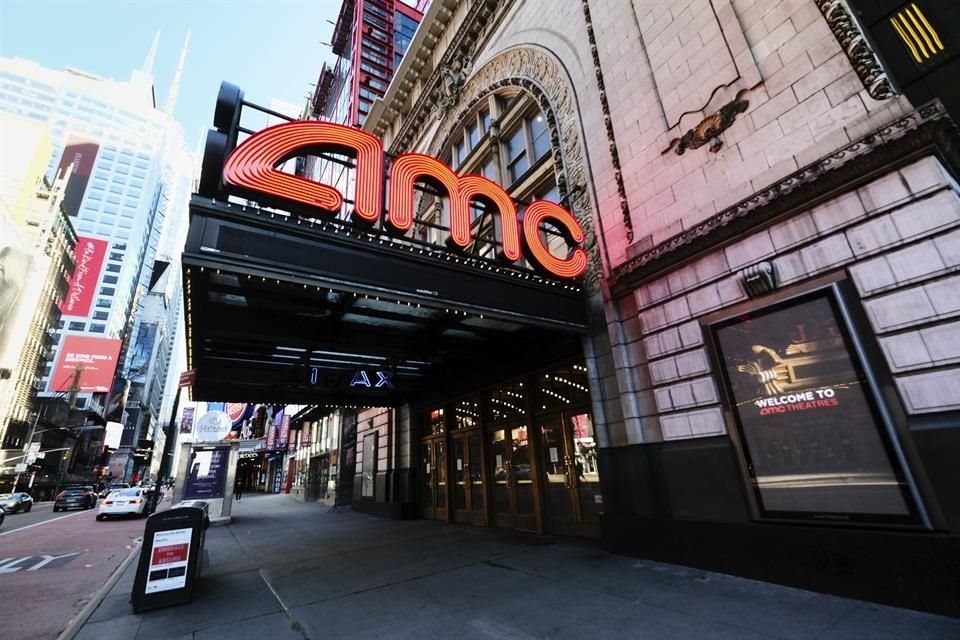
left=701, top=277, right=931, bottom=529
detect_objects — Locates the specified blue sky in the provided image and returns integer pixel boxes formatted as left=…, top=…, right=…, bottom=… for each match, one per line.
left=0, top=0, right=341, bottom=146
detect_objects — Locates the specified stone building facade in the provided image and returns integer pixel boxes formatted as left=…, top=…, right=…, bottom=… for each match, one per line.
left=347, top=0, right=959, bottom=614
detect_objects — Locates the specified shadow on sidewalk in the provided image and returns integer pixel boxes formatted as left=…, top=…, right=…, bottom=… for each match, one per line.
left=71, top=494, right=960, bottom=640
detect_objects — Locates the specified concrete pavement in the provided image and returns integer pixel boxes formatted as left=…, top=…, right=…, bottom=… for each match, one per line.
left=70, top=493, right=959, bottom=640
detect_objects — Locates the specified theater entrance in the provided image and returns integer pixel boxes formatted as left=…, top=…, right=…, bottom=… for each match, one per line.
left=418, top=361, right=601, bottom=538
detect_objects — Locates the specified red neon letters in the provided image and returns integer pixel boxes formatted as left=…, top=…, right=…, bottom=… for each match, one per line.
left=223, top=121, right=586, bottom=278
left=223, top=121, right=383, bottom=223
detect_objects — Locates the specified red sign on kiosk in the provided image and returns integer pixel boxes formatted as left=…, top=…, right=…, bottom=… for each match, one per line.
left=222, top=121, right=587, bottom=279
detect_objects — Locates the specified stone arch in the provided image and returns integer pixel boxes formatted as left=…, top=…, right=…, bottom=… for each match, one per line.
left=427, top=47, right=603, bottom=289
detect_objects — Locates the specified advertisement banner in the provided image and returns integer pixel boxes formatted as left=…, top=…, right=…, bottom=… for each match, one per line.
left=183, top=446, right=229, bottom=499
left=709, top=286, right=916, bottom=523
left=279, top=414, right=290, bottom=449
left=105, top=377, right=130, bottom=423
left=0, top=208, right=35, bottom=373
left=104, top=421, right=124, bottom=449
left=179, top=407, right=195, bottom=434
left=301, top=421, right=311, bottom=449
left=145, top=528, right=191, bottom=594
left=49, top=336, right=122, bottom=393
left=61, top=236, right=107, bottom=317
left=267, top=415, right=280, bottom=449
left=57, top=137, right=99, bottom=217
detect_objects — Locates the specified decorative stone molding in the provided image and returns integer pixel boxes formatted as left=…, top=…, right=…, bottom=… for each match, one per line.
left=582, top=0, right=634, bottom=243
left=425, top=47, right=605, bottom=291
left=610, top=101, right=958, bottom=294
left=815, top=0, right=895, bottom=101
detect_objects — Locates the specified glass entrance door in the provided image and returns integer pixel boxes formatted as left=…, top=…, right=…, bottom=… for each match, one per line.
left=490, top=424, right=538, bottom=532
left=537, top=411, right=602, bottom=538
left=420, top=437, right=447, bottom=521
left=451, top=430, right=485, bottom=525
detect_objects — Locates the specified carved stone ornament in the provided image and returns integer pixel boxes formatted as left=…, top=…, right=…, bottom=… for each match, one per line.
left=433, top=56, right=472, bottom=120
left=424, top=47, right=605, bottom=291
left=815, top=0, right=895, bottom=100
left=664, top=91, right=750, bottom=155
left=611, top=101, right=955, bottom=293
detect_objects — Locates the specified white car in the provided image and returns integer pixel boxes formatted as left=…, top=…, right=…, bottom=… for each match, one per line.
left=96, top=488, right=148, bottom=520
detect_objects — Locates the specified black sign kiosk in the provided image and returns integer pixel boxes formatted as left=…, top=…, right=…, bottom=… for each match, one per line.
left=131, top=503, right=209, bottom=613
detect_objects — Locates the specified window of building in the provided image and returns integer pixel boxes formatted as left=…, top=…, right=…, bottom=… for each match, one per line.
left=100, top=287, right=115, bottom=296
left=89, top=324, right=106, bottom=334
left=505, top=126, right=529, bottom=183
left=93, top=311, right=108, bottom=320
left=530, top=113, right=550, bottom=160
left=106, top=264, right=121, bottom=273
left=68, top=321, right=85, bottom=331
left=103, top=275, right=118, bottom=284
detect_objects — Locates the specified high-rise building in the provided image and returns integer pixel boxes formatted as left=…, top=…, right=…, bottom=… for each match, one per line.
left=0, top=114, right=77, bottom=489
left=315, top=0, right=427, bottom=129
left=0, top=38, right=194, bottom=488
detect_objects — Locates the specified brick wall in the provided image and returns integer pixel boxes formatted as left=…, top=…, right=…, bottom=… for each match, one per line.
left=615, top=156, right=960, bottom=445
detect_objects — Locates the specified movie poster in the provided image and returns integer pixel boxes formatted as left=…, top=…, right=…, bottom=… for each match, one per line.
left=179, top=407, right=195, bottom=434
left=710, top=289, right=914, bottom=521
left=183, top=446, right=229, bottom=499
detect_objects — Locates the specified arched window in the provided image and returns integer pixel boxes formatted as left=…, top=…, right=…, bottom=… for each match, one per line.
left=412, top=90, right=569, bottom=270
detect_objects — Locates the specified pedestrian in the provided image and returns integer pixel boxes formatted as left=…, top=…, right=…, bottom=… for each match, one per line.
left=235, top=477, right=243, bottom=501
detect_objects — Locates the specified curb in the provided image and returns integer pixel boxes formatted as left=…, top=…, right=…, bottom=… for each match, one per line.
left=57, top=539, right=142, bottom=640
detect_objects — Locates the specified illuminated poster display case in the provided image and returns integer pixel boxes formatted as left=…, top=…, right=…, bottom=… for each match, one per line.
left=705, top=281, right=929, bottom=527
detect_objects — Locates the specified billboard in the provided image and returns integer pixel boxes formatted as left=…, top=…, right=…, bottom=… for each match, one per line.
left=57, top=137, right=100, bottom=217
left=129, top=322, right=158, bottom=384
left=105, top=377, right=130, bottom=423
left=708, top=285, right=921, bottom=525
left=0, top=209, right=35, bottom=373
left=225, top=403, right=252, bottom=428
left=49, top=335, right=123, bottom=393
left=61, top=236, right=108, bottom=317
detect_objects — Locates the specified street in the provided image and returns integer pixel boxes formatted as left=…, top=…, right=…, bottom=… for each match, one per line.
left=0, top=497, right=168, bottom=639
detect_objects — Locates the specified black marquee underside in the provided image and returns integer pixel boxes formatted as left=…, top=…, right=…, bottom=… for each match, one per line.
left=183, top=195, right=589, bottom=406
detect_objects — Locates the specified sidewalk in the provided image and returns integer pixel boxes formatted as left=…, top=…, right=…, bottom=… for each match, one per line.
left=70, top=494, right=959, bottom=640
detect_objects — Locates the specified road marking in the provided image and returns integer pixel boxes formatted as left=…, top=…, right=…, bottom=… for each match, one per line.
left=0, top=509, right=87, bottom=537
left=27, top=552, right=81, bottom=571
left=0, top=552, right=81, bottom=574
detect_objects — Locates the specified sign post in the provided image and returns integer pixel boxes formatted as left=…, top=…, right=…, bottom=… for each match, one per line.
left=131, top=504, right=209, bottom=613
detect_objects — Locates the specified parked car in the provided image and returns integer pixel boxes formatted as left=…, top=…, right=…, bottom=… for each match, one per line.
left=97, top=488, right=149, bottom=520
left=0, top=508, right=5, bottom=529
left=0, top=492, right=33, bottom=513
left=53, top=486, right=97, bottom=512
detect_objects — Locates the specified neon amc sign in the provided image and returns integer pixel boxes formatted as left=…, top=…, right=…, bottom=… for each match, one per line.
left=222, top=121, right=587, bottom=279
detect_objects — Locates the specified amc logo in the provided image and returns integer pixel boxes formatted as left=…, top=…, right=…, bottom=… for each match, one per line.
left=217, top=120, right=587, bottom=279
